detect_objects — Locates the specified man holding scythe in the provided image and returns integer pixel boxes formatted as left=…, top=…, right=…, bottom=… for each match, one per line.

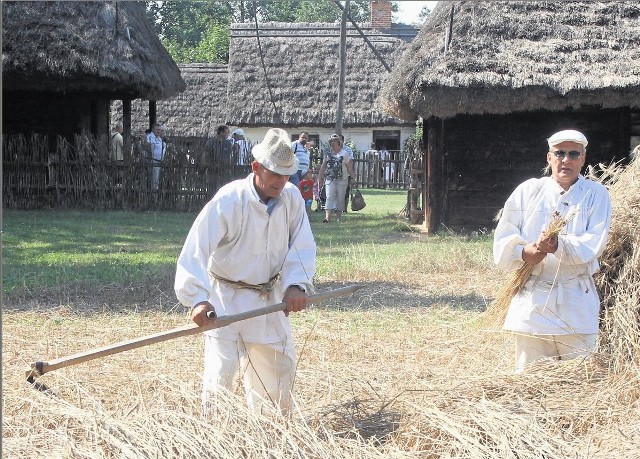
left=175, top=128, right=316, bottom=414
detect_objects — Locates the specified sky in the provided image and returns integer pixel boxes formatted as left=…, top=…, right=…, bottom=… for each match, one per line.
left=393, top=1, right=438, bottom=25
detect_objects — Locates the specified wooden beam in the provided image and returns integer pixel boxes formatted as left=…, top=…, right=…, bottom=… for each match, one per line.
left=122, top=99, right=132, bottom=162
left=149, top=100, right=157, bottom=130
left=425, top=117, right=443, bottom=233
left=335, top=0, right=349, bottom=135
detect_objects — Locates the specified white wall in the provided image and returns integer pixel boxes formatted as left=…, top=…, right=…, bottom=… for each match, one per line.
left=234, top=125, right=416, bottom=153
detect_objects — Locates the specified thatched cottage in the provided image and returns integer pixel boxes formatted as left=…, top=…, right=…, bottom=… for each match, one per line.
left=118, top=1, right=418, bottom=153
left=112, top=63, right=229, bottom=140
left=225, top=17, right=418, bottom=152
left=381, top=1, right=640, bottom=232
left=2, top=1, right=185, bottom=151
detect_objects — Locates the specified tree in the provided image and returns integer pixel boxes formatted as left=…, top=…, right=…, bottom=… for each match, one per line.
left=147, top=1, right=233, bottom=47
left=419, top=4, right=432, bottom=21
left=147, top=1, right=374, bottom=63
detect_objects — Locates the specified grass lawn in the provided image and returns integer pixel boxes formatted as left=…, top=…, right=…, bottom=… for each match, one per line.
left=2, top=189, right=495, bottom=305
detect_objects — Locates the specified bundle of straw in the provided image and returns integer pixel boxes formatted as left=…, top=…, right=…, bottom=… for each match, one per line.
left=483, top=211, right=572, bottom=327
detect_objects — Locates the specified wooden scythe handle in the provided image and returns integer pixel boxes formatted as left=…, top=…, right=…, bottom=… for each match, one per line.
left=26, top=285, right=362, bottom=381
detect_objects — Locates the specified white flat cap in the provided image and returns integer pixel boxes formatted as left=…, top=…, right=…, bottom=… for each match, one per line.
left=232, top=128, right=245, bottom=137
left=547, top=130, right=588, bottom=148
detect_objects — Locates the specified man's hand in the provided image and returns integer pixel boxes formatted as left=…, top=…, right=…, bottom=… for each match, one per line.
left=536, top=234, right=558, bottom=254
left=283, top=286, right=309, bottom=316
left=191, top=301, right=215, bottom=327
left=522, top=242, right=546, bottom=265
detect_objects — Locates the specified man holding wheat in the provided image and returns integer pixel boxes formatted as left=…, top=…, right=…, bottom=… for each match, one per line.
left=493, top=130, right=612, bottom=373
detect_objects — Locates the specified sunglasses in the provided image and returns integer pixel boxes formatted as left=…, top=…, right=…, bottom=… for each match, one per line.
left=551, top=150, right=582, bottom=160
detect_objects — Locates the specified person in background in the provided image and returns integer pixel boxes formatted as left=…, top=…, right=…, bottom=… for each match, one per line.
left=298, top=169, right=315, bottom=218
left=203, top=124, right=232, bottom=167
left=110, top=124, right=124, bottom=161
left=339, top=134, right=354, bottom=211
left=378, top=144, right=393, bottom=186
left=493, top=129, right=612, bottom=373
left=231, top=128, right=249, bottom=165
left=317, top=135, right=355, bottom=223
left=175, top=127, right=316, bottom=415
left=289, top=131, right=310, bottom=187
left=146, top=123, right=166, bottom=190
left=312, top=166, right=322, bottom=212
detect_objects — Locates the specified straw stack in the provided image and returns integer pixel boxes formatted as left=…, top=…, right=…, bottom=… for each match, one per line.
left=592, top=155, right=640, bottom=369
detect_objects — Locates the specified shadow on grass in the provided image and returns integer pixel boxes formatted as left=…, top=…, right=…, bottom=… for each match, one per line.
left=316, top=282, right=489, bottom=312
left=315, top=396, right=402, bottom=446
left=3, top=279, right=490, bottom=315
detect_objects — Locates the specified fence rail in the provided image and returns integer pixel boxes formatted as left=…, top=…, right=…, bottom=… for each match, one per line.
left=3, top=134, right=414, bottom=211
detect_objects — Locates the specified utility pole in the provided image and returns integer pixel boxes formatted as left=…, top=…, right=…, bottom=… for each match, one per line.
left=335, top=0, right=349, bottom=135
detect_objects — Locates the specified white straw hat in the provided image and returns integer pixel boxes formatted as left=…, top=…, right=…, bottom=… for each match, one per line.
left=251, top=128, right=299, bottom=175
left=547, top=130, right=588, bottom=148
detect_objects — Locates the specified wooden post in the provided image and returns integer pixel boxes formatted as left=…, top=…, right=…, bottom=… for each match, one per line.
left=335, top=0, right=349, bottom=135
left=424, top=117, right=443, bottom=233
left=122, top=99, right=132, bottom=162
left=149, top=100, right=157, bottom=130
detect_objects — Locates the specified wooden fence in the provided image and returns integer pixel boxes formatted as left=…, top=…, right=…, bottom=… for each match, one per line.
left=3, top=134, right=415, bottom=211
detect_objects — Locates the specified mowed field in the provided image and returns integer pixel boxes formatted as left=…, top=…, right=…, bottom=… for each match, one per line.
left=2, top=189, right=639, bottom=458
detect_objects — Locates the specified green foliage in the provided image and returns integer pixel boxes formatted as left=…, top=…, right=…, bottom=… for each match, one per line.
left=147, top=1, right=233, bottom=47
left=403, top=118, right=424, bottom=159
left=147, top=1, right=372, bottom=63
left=419, top=4, right=433, bottom=20
left=161, top=20, right=230, bottom=63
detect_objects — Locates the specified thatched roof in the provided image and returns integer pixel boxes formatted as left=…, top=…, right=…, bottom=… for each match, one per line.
left=226, top=22, right=416, bottom=127
left=2, top=1, right=185, bottom=100
left=113, top=63, right=229, bottom=136
left=381, top=1, right=640, bottom=121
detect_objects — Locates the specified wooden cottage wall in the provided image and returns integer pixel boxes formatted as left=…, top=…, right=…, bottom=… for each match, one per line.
left=3, top=92, right=113, bottom=153
left=440, top=108, right=630, bottom=231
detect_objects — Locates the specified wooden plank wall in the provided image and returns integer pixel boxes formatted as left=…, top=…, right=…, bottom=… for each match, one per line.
left=440, top=108, right=631, bottom=231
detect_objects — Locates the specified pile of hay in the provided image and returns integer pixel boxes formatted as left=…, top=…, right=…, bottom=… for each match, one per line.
left=4, top=315, right=639, bottom=459
left=593, top=154, right=640, bottom=370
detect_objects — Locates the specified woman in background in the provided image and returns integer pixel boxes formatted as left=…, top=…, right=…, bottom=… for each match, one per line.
left=317, top=136, right=355, bottom=223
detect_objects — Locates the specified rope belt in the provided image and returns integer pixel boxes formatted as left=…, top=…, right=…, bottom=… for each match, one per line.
left=210, top=272, right=280, bottom=295
left=526, top=275, right=591, bottom=304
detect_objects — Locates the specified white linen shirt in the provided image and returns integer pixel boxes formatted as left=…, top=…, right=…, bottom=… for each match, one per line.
left=175, top=174, right=316, bottom=343
left=291, top=141, right=310, bottom=173
left=493, top=175, right=611, bottom=335
left=146, top=132, right=165, bottom=161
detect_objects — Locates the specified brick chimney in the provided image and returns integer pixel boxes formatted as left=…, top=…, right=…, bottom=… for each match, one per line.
left=370, top=0, right=392, bottom=30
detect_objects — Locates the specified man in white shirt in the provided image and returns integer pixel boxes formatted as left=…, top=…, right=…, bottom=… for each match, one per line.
left=175, top=128, right=316, bottom=414
left=493, top=129, right=612, bottom=373
left=289, top=131, right=310, bottom=187
left=231, top=128, right=250, bottom=166
left=146, top=123, right=165, bottom=190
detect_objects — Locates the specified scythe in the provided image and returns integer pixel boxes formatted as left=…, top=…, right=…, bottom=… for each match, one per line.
left=26, top=285, right=362, bottom=385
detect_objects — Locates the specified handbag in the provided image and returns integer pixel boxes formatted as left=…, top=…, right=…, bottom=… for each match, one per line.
left=350, top=188, right=366, bottom=211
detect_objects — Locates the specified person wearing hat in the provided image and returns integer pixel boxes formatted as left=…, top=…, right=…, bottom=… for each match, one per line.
left=493, top=129, right=612, bottom=373
left=175, top=128, right=316, bottom=414
left=231, top=128, right=250, bottom=165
